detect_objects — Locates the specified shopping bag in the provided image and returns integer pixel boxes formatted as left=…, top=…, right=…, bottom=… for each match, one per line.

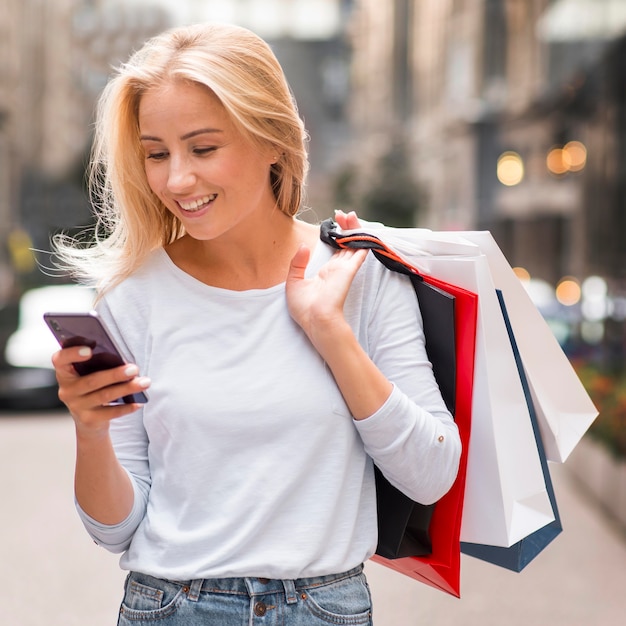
left=377, top=226, right=598, bottom=463
left=320, top=220, right=477, bottom=597
left=461, top=291, right=562, bottom=570
left=371, top=272, right=475, bottom=597
left=458, top=232, right=598, bottom=463
left=323, top=220, right=554, bottom=548
left=374, top=279, right=456, bottom=559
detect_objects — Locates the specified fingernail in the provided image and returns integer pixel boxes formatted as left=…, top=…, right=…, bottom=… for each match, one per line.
left=78, top=347, right=92, bottom=357
left=124, top=365, right=139, bottom=377
left=137, top=377, right=151, bottom=388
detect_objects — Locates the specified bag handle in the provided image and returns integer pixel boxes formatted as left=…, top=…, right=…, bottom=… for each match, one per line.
left=320, top=218, right=423, bottom=280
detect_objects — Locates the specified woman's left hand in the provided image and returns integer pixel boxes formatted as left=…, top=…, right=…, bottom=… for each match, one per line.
left=285, top=211, right=366, bottom=353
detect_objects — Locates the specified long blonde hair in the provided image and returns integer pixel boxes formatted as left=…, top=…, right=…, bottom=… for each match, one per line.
left=53, top=22, right=309, bottom=293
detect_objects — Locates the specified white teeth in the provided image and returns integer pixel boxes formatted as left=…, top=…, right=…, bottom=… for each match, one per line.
left=179, top=194, right=216, bottom=212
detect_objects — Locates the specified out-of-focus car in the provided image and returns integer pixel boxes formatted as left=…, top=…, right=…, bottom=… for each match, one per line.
left=0, top=284, right=95, bottom=411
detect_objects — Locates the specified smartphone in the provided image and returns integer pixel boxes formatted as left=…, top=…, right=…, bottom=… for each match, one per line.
left=43, top=311, right=148, bottom=404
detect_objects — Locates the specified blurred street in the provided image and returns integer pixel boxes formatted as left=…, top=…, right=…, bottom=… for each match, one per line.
left=1, top=412, right=625, bottom=626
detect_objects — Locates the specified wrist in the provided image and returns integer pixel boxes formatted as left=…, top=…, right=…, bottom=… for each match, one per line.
left=74, top=421, right=111, bottom=444
left=307, top=318, right=354, bottom=359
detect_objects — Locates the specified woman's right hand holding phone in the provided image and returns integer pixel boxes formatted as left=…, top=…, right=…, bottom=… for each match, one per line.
left=52, top=345, right=148, bottom=524
left=51, top=345, right=150, bottom=437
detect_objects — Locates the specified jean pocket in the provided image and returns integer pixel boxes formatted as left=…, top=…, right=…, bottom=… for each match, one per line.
left=118, top=573, right=186, bottom=623
left=301, top=572, right=373, bottom=625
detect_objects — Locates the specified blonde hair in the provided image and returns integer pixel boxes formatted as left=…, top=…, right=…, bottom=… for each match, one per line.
left=53, top=22, right=309, bottom=292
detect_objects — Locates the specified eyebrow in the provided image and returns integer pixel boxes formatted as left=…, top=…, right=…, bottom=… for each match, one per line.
left=139, top=128, right=224, bottom=142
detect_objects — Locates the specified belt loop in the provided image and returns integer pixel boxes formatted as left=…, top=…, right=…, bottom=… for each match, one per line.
left=282, top=579, right=298, bottom=605
left=187, top=579, right=203, bottom=602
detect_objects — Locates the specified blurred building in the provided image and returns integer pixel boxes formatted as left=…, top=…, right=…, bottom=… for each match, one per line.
left=0, top=0, right=355, bottom=296
left=347, top=0, right=626, bottom=288
left=182, top=0, right=355, bottom=215
left=0, top=0, right=170, bottom=302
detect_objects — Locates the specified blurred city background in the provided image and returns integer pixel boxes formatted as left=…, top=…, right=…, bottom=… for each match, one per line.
left=2, top=0, right=626, bottom=457
left=1, top=0, right=626, bottom=624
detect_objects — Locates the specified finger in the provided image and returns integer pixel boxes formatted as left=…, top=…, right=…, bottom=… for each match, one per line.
left=52, top=346, right=93, bottom=371
left=333, top=210, right=350, bottom=230
left=344, top=211, right=361, bottom=229
left=60, top=374, right=150, bottom=411
left=287, top=243, right=311, bottom=282
left=341, top=248, right=368, bottom=274
left=85, top=377, right=151, bottom=408
left=70, top=363, right=144, bottom=396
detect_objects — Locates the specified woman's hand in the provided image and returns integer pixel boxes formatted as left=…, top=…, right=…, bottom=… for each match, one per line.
left=286, top=210, right=393, bottom=420
left=332, top=209, right=361, bottom=232
left=52, top=346, right=150, bottom=438
left=285, top=211, right=366, bottom=353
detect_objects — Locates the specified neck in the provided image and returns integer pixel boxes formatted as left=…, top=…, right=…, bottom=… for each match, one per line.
left=167, top=211, right=318, bottom=290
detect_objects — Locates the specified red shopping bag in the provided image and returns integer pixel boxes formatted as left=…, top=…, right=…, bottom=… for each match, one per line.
left=321, top=220, right=477, bottom=597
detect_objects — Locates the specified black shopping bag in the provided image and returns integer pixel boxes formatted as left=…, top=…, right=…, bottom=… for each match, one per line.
left=375, top=277, right=457, bottom=558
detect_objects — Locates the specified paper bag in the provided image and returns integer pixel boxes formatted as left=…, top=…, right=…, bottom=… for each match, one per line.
left=459, top=232, right=598, bottom=462
left=461, top=291, right=562, bottom=569
left=320, top=220, right=476, bottom=596
left=371, top=270, right=477, bottom=597
left=324, top=221, right=555, bottom=548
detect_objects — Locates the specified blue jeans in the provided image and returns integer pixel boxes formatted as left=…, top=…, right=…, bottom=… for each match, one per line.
left=117, top=564, right=373, bottom=625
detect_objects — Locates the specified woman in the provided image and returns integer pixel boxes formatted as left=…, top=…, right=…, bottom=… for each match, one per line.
left=51, top=22, right=460, bottom=625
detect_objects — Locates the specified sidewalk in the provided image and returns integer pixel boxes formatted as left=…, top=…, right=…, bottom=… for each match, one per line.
left=366, top=461, right=626, bottom=625
left=1, top=414, right=625, bottom=625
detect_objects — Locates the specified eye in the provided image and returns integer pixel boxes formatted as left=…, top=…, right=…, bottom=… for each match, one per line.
left=193, top=146, right=218, bottom=156
left=146, top=151, right=168, bottom=161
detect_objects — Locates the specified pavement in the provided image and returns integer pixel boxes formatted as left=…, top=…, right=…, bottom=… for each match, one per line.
left=1, top=412, right=625, bottom=626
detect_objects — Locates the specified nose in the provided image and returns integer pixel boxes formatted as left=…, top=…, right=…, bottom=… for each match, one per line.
left=167, top=155, right=196, bottom=193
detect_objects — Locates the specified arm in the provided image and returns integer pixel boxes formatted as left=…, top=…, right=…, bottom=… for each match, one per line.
left=286, top=243, right=392, bottom=421
left=53, top=347, right=150, bottom=521
left=286, top=212, right=460, bottom=504
left=51, top=307, right=152, bottom=550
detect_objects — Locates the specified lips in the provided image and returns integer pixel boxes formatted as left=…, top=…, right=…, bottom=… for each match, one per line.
left=177, top=194, right=217, bottom=212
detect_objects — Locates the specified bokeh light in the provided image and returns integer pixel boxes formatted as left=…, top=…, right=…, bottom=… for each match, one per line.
left=547, top=141, right=587, bottom=176
left=555, top=276, right=581, bottom=306
left=563, top=140, right=587, bottom=172
left=497, top=151, right=524, bottom=186
left=546, top=147, right=568, bottom=175
left=512, top=266, right=531, bottom=282
left=582, top=275, right=607, bottom=301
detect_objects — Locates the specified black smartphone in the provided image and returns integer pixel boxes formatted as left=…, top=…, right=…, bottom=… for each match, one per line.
left=43, top=311, right=148, bottom=404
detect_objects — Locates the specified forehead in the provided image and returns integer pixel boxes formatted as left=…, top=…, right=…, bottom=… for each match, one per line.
left=138, top=80, right=228, bottom=129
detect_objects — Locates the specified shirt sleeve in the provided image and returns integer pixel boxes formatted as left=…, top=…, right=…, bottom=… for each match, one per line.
left=74, top=296, right=151, bottom=553
left=75, top=467, right=148, bottom=551
left=350, top=258, right=462, bottom=505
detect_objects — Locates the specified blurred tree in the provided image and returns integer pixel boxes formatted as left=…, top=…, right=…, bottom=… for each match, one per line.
left=360, top=140, right=421, bottom=227
left=332, top=140, right=422, bottom=227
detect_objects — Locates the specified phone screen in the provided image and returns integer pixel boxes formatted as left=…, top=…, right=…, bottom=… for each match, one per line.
left=44, top=312, right=148, bottom=404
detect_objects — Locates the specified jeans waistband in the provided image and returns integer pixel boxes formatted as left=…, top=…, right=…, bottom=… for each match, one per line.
left=167, top=564, right=365, bottom=603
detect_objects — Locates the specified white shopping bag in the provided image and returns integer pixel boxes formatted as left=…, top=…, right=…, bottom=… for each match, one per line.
left=369, top=224, right=598, bottom=462
left=459, top=232, right=599, bottom=462
left=329, top=222, right=555, bottom=547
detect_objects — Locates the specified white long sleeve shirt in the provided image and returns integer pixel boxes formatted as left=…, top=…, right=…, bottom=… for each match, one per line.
left=77, top=236, right=460, bottom=580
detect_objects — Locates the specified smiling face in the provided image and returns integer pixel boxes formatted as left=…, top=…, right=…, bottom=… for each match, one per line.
left=138, top=80, right=278, bottom=243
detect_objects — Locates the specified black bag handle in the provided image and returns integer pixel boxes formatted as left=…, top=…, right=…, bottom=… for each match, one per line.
left=320, top=219, right=423, bottom=280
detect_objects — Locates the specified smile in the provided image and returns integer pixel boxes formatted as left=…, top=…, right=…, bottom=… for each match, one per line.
left=178, top=194, right=217, bottom=212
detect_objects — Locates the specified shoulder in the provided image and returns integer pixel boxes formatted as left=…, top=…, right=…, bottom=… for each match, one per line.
left=99, top=248, right=169, bottom=313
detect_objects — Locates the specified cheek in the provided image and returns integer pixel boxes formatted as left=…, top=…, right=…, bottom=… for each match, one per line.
left=144, top=164, right=165, bottom=196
